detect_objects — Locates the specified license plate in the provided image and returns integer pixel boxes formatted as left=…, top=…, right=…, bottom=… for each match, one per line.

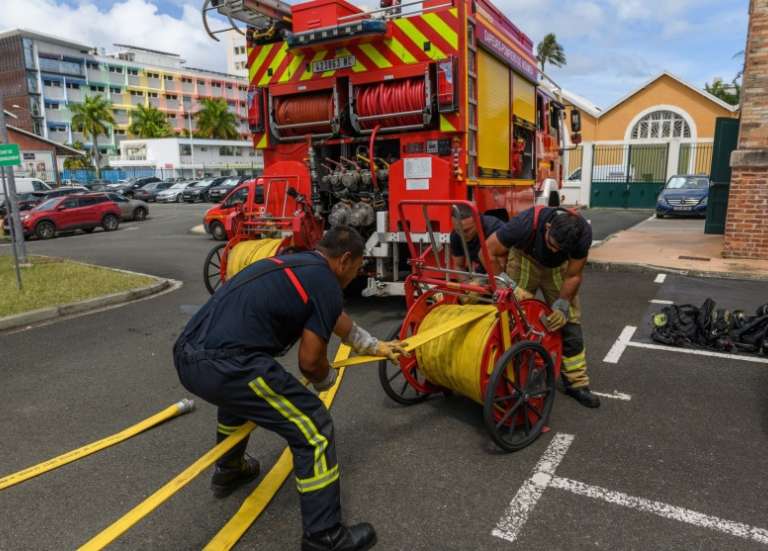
left=312, top=55, right=355, bottom=73
left=674, top=206, right=693, bottom=211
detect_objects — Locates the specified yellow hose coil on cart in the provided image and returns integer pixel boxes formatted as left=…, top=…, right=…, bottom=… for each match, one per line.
left=415, top=305, right=498, bottom=404
left=226, top=239, right=283, bottom=279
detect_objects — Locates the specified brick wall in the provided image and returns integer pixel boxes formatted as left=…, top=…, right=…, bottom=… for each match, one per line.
left=723, top=0, right=768, bottom=259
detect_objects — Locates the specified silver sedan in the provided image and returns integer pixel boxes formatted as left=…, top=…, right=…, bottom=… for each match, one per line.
left=156, top=181, right=194, bottom=203
left=106, top=192, right=149, bottom=221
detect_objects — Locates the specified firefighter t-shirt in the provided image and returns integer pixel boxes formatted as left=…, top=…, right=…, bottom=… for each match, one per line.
left=495, top=207, right=592, bottom=268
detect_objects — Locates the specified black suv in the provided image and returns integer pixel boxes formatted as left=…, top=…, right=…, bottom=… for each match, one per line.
left=182, top=177, right=227, bottom=203
left=207, top=176, right=250, bottom=203
left=123, top=176, right=161, bottom=198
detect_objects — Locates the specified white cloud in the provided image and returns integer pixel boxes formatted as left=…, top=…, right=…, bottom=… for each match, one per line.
left=3, top=0, right=231, bottom=73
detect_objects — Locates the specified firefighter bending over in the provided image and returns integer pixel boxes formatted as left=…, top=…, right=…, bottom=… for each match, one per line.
left=485, top=207, right=600, bottom=408
left=174, top=226, right=404, bottom=550
left=449, top=204, right=506, bottom=275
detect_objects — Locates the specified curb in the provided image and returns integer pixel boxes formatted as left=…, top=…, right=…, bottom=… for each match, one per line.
left=0, top=278, right=172, bottom=333
left=588, top=259, right=768, bottom=282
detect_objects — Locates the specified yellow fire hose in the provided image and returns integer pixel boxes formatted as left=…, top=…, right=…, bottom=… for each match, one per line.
left=0, top=399, right=194, bottom=492
left=78, top=345, right=352, bottom=551
left=226, top=239, right=283, bottom=279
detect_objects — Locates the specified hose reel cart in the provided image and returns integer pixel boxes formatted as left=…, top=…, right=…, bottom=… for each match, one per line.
left=378, top=200, right=563, bottom=451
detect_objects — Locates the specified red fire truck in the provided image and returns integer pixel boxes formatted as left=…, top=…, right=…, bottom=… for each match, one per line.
left=201, top=0, right=580, bottom=295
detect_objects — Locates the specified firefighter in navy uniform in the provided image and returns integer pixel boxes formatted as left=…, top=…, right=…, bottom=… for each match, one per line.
left=449, top=204, right=507, bottom=275
left=174, top=226, right=404, bottom=551
left=485, top=206, right=601, bottom=409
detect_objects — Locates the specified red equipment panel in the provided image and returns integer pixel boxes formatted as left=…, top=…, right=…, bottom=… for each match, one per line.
left=291, top=0, right=363, bottom=32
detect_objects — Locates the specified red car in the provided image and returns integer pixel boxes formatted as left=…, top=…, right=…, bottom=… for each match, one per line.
left=9, top=193, right=122, bottom=239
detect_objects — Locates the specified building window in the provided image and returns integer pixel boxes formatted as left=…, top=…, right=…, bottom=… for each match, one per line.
left=23, top=38, right=35, bottom=69
left=108, top=66, right=123, bottom=74
left=630, top=110, right=691, bottom=140
left=86, top=61, right=100, bottom=69
left=197, top=79, right=206, bottom=85
left=147, top=72, right=160, bottom=79
left=127, top=68, right=139, bottom=76
left=219, top=146, right=235, bottom=156
left=148, top=92, right=158, bottom=98
left=211, top=82, right=221, bottom=88
left=110, top=87, right=121, bottom=94
left=129, top=90, right=144, bottom=96
left=66, top=82, right=81, bottom=90
left=165, top=94, right=178, bottom=100
left=44, top=101, right=58, bottom=109
left=226, top=83, right=233, bottom=89
left=90, top=85, right=105, bottom=92
left=180, top=144, right=192, bottom=156
left=164, top=75, right=174, bottom=81
left=181, top=77, right=193, bottom=84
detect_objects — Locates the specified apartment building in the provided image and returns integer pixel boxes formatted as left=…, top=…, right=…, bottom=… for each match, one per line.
left=0, top=29, right=250, bottom=159
left=225, top=30, right=248, bottom=77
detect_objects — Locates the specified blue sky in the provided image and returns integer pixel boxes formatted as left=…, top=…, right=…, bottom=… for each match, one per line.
left=6, top=0, right=750, bottom=108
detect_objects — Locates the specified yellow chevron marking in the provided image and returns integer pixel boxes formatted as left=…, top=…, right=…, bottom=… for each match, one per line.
left=395, top=17, right=444, bottom=60
left=278, top=53, right=304, bottom=83
left=256, top=133, right=268, bottom=149
left=259, top=42, right=288, bottom=86
left=301, top=50, right=328, bottom=81
left=250, top=43, right=275, bottom=84
left=337, top=47, right=366, bottom=72
left=385, top=36, right=418, bottom=64
left=359, top=43, right=392, bottom=68
left=422, top=13, right=458, bottom=51
left=440, top=114, right=457, bottom=132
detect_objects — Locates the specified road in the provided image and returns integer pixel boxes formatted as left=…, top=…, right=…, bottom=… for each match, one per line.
left=1, top=205, right=766, bottom=551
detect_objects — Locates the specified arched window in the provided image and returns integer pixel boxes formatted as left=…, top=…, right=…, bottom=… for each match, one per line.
left=630, top=110, right=691, bottom=140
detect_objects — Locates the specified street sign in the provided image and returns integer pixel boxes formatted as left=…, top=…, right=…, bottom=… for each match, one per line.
left=0, top=143, right=21, bottom=167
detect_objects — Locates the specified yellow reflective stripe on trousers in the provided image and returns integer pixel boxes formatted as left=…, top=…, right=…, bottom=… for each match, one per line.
left=562, top=351, right=586, bottom=372
left=552, top=265, right=564, bottom=290
left=249, top=377, right=329, bottom=476
left=217, top=423, right=245, bottom=435
left=295, top=464, right=339, bottom=494
left=519, top=255, right=531, bottom=290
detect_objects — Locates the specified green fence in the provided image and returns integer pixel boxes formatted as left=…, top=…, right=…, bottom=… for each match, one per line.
left=590, top=144, right=669, bottom=208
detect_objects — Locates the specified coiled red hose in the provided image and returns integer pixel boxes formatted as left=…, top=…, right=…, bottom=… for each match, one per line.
left=355, top=78, right=425, bottom=129
left=274, top=92, right=334, bottom=136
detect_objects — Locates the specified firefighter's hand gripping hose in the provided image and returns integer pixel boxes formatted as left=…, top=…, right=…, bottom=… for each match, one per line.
left=342, top=322, right=409, bottom=362
left=544, top=298, right=570, bottom=332
left=0, top=399, right=194, bottom=492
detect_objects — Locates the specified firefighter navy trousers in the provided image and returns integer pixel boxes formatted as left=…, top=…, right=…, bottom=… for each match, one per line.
left=174, top=341, right=341, bottom=535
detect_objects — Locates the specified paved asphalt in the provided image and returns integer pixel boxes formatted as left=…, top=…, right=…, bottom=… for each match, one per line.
left=1, top=205, right=766, bottom=551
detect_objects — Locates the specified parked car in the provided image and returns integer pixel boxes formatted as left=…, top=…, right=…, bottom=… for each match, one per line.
left=0, top=177, right=52, bottom=203
left=5, top=193, right=121, bottom=239
left=156, top=181, right=194, bottom=203
left=123, top=176, right=162, bottom=198
left=83, top=180, right=112, bottom=191
left=0, top=191, right=48, bottom=216
left=182, top=177, right=227, bottom=203
left=133, top=181, right=174, bottom=202
left=105, top=192, right=149, bottom=221
left=43, top=186, right=90, bottom=199
left=204, top=184, right=251, bottom=241
left=656, top=175, right=709, bottom=218
left=207, top=176, right=248, bottom=203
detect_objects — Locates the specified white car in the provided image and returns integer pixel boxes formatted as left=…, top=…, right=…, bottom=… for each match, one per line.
left=156, top=182, right=194, bottom=203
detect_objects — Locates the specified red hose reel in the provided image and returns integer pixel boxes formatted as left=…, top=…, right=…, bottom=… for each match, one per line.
left=273, top=92, right=334, bottom=137
left=354, top=77, right=427, bottom=130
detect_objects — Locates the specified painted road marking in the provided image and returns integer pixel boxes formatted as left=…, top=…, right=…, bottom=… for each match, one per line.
left=626, top=341, right=768, bottom=365
left=654, top=273, right=667, bottom=284
left=491, top=433, right=575, bottom=543
left=592, top=390, right=632, bottom=401
left=602, top=326, right=637, bottom=364
left=548, top=477, right=768, bottom=545
left=492, top=434, right=768, bottom=547
left=650, top=299, right=674, bottom=305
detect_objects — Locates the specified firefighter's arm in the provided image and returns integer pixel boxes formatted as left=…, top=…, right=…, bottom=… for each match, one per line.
left=299, top=329, right=333, bottom=390
left=484, top=233, right=509, bottom=275
left=559, top=257, right=587, bottom=302
left=333, top=311, right=408, bottom=362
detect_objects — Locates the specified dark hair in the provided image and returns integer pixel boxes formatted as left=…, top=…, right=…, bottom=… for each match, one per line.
left=317, top=225, right=365, bottom=259
left=549, top=211, right=583, bottom=252
left=452, top=203, right=476, bottom=220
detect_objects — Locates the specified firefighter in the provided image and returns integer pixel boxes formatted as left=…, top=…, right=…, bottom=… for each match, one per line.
left=485, top=207, right=600, bottom=408
left=449, top=204, right=506, bottom=275
left=174, top=226, right=403, bottom=551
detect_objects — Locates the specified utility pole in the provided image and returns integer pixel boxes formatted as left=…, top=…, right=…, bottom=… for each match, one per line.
left=0, top=93, right=29, bottom=267
left=1, top=169, right=22, bottom=289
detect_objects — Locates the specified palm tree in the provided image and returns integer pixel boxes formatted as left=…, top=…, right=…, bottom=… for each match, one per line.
left=536, top=33, right=566, bottom=73
left=129, top=104, right=173, bottom=138
left=69, top=95, right=114, bottom=178
left=63, top=141, right=93, bottom=170
left=194, top=98, right=239, bottom=140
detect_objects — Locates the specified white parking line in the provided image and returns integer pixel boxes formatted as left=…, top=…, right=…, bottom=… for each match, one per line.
left=491, top=434, right=575, bottom=543
left=654, top=273, right=667, bottom=284
left=626, top=341, right=768, bottom=365
left=602, top=326, right=637, bottom=364
left=592, top=390, right=632, bottom=401
left=650, top=299, right=674, bottom=305
left=549, top=477, right=768, bottom=545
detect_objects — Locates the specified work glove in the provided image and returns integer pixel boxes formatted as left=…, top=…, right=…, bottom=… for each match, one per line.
left=374, top=340, right=410, bottom=362
left=312, top=367, right=338, bottom=392
left=514, top=287, right=534, bottom=301
left=459, top=278, right=485, bottom=305
left=544, top=298, right=570, bottom=332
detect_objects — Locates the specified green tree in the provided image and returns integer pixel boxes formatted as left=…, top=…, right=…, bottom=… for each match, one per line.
left=194, top=98, right=239, bottom=140
left=129, top=104, right=173, bottom=138
left=69, top=95, right=114, bottom=177
left=705, top=77, right=740, bottom=106
left=536, top=33, right=566, bottom=73
left=63, top=141, right=93, bottom=170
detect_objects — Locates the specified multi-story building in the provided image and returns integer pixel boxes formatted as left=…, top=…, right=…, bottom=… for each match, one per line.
left=225, top=30, right=248, bottom=77
left=0, top=29, right=250, bottom=160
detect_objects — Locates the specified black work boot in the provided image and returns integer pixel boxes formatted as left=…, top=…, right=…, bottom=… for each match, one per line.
left=564, top=386, right=601, bottom=408
left=211, top=454, right=261, bottom=498
left=302, top=523, right=377, bottom=551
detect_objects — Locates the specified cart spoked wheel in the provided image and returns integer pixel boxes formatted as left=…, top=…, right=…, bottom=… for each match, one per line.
left=378, top=323, right=434, bottom=405
left=204, top=243, right=226, bottom=295
left=484, top=341, right=555, bottom=452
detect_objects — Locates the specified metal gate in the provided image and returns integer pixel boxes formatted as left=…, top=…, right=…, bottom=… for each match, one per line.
left=590, top=144, right=669, bottom=208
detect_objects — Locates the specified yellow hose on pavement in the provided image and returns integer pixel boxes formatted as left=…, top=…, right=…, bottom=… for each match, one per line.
left=226, top=239, right=283, bottom=279
left=0, top=399, right=195, bottom=492
left=203, top=344, right=352, bottom=551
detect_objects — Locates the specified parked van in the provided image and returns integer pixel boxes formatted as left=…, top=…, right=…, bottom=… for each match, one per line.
left=0, top=177, right=52, bottom=200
